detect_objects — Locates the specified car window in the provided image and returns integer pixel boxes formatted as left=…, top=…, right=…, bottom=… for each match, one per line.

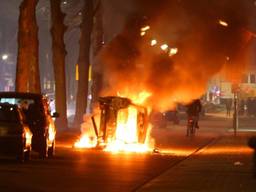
left=0, top=98, right=36, bottom=110
left=0, top=96, right=47, bottom=124
left=0, top=98, right=35, bottom=105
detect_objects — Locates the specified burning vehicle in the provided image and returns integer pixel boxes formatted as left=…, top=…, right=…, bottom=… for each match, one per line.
left=75, top=96, right=153, bottom=152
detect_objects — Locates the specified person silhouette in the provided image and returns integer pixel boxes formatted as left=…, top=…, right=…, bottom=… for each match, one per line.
left=186, top=99, right=202, bottom=129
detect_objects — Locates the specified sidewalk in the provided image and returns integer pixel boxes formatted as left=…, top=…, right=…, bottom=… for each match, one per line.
left=138, top=133, right=256, bottom=192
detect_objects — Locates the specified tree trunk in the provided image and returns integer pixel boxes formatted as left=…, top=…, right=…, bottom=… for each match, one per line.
left=73, top=0, right=94, bottom=127
left=50, top=0, right=68, bottom=130
left=16, top=0, right=40, bottom=93
left=91, top=0, right=104, bottom=111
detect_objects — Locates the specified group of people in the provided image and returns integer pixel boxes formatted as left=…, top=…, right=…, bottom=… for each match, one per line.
left=239, top=98, right=256, bottom=117
left=225, top=97, right=256, bottom=117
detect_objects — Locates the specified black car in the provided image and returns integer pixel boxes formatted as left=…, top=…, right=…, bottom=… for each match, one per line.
left=0, top=103, right=32, bottom=161
left=0, top=92, right=58, bottom=159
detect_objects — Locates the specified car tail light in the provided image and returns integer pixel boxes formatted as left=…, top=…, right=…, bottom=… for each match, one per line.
left=24, top=127, right=32, bottom=147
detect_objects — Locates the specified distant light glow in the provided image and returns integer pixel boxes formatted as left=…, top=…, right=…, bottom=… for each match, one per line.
left=160, top=44, right=168, bottom=51
left=140, top=25, right=150, bottom=32
left=63, top=1, right=67, bottom=5
left=151, top=39, right=157, bottom=46
left=169, top=48, right=178, bottom=56
left=140, top=31, right=146, bottom=36
left=2, top=54, right=8, bottom=60
left=218, top=20, right=228, bottom=27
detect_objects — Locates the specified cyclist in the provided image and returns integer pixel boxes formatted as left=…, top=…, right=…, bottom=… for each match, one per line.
left=186, top=99, right=202, bottom=129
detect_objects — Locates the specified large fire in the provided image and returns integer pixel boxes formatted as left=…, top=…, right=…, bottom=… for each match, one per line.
left=74, top=91, right=154, bottom=153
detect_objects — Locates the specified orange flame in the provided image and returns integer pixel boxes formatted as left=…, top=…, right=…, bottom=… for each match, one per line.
left=74, top=114, right=99, bottom=148
left=74, top=91, right=154, bottom=153
left=74, top=135, right=97, bottom=148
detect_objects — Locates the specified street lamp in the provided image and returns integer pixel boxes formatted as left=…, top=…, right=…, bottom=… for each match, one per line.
left=218, top=19, right=228, bottom=27
left=160, top=44, right=168, bottom=51
left=2, top=54, right=8, bottom=60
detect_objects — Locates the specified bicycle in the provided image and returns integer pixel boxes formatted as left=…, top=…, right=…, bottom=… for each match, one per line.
left=186, top=116, right=197, bottom=136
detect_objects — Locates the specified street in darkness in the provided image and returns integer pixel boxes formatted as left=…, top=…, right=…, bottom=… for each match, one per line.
left=1, top=114, right=255, bottom=192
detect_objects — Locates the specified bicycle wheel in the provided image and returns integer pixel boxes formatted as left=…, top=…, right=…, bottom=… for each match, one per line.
left=187, top=124, right=192, bottom=136
left=192, top=121, right=196, bottom=135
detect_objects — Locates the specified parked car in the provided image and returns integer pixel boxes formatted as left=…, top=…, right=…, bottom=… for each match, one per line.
left=0, top=103, right=32, bottom=161
left=164, top=110, right=179, bottom=124
left=149, top=110, right=167, bottom=128
left=0, top=92, right=58, bottom=159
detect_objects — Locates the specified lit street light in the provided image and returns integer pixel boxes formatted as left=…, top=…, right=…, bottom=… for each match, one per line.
left=169, top=48, right=178, bottom=56
left=218, top=19, right=228, bottom=27
left=2, top=54, right=8, bottom=60
left=160, top=44, right=168, bottom=51
left=151, top=39, right=157, bottom=46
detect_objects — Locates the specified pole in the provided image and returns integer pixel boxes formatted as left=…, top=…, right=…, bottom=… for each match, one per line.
left=233, top=92, right=239, bottom=136
left=91, top=116, right=98, bottom=138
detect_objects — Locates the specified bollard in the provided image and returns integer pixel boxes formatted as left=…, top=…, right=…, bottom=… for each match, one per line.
left=248, top=137, right=256, bottom=178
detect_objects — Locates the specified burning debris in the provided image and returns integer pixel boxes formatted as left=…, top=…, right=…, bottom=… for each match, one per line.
left=74, top=96, right=154, bottom=153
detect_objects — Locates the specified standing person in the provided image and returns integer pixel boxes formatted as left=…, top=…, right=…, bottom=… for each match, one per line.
left=186, top=99, right=202, bottom=129
left=226, top=98, right=232, bottom=117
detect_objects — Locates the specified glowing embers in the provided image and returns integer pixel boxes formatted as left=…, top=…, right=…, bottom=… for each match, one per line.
left=74, top=96, right=154, bottom=153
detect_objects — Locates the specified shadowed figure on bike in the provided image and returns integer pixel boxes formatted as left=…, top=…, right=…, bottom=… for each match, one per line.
left=186, top=99, right=202, bottom=129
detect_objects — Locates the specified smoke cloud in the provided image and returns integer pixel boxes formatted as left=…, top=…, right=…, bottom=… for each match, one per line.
left=98, top=0, right=255, bottom=111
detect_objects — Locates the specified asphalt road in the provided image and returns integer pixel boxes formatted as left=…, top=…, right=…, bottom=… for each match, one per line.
left=0, top=113, right=238, bottom=192
left=0, top=149, right=182, bottom=192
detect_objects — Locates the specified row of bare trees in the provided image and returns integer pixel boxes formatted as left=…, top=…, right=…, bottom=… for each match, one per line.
left=16, top=0, right=103, bottom=130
